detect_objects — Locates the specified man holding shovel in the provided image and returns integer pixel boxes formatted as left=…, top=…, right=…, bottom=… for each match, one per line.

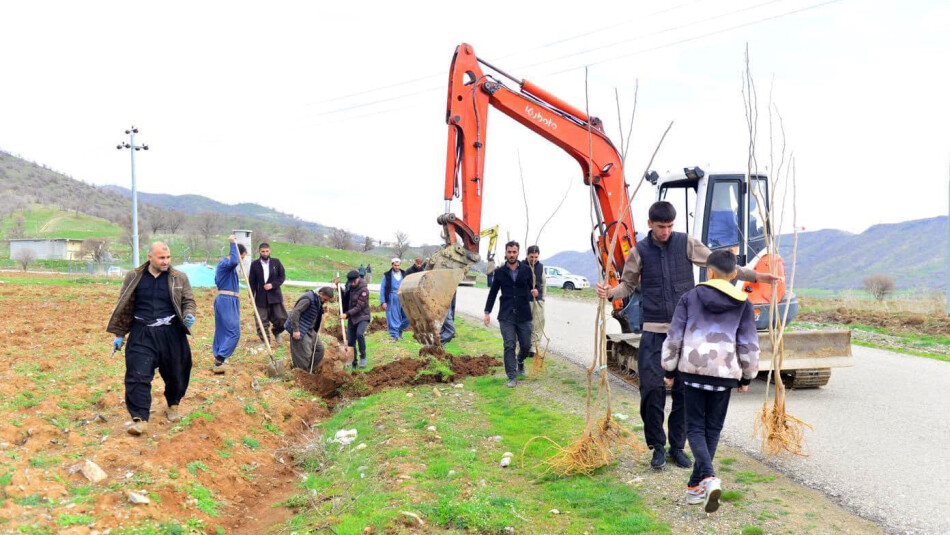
left=107, top=242, right=196, bottom=436
left=211, top=236, right=246, bottom=374
left=285, top=286, right=334, bottom=372
left=247, top=243, right=287, bottom=345
left=341, top=270, right=370, bottom=368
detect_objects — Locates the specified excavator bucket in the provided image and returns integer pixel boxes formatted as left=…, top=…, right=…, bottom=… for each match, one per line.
left=757, top=329, right=853, bottom=371
left=398, top=268, right=465, bottom=346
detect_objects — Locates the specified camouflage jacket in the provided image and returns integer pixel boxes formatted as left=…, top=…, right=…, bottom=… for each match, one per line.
left=661, top=279, right=759, bottom=388
left=106, top=263, right=197, bottom=337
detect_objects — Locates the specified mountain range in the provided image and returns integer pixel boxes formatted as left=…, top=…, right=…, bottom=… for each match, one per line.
left=544, top=216, right=948, bottom=292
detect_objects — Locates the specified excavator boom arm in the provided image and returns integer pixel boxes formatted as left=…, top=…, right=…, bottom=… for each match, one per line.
left=442, top=43, right=635, bottom=283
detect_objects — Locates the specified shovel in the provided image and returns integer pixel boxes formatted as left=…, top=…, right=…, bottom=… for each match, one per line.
left=336, top=273, right=351, bottom=366
left=237, top=260, right=285, bottom=378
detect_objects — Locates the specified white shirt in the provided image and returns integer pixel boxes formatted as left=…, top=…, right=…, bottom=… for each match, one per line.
left=393, top=271, right=403, bottom=282
left=261, top=259, right=270, bottom=283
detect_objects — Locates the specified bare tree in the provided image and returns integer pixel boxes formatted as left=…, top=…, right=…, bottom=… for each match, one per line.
left=119, top=215, right=150, bottom=252
left=362, top=236, right=375, bottom=252
left=394, top=231, right=410, bottom=259
left=166, top=210, right=187, bottom=234
left=193, top=212, right=222, bottom=250
left=81, top=238, right=110, bottom=264
left=13, top=248, right=36, bottom=271
left=421, top=244, right=439, bottom=260
left=285, top=220, right=308, bottom=244
left=863, top=274, right=895, bottom=302
left=6, top=216, right=25, bottom=239
left=147, top=211, right=166, bottom=234
left=328, top=228, right=352, bottom=250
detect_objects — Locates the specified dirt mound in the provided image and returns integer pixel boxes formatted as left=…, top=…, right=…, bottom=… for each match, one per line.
left=418, top=345, right=447, bottom=358
left=369, top=315, right=388, bottom=333
left=294, top=353, right=501, bottom=402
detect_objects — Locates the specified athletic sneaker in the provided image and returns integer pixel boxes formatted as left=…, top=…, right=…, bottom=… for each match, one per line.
left=517, top=360, right=526, bottom=377
left=359, top=358, right=367, bottom=368
left=506, top=379, right=517, bottom=388
left=275, top=332, right=283, bottom=344
left=686, top=484, right=705, bottom=505
left=650, top=447, right=667, bottom=469
left=702, top=477, right=722, bottom=513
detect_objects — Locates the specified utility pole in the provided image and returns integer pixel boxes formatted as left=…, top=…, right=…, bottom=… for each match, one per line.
left=116, top=126, right=149, bottom=267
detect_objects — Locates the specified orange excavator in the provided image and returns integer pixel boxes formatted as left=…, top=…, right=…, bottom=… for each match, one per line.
left=399, top=43, right=852, bottom=387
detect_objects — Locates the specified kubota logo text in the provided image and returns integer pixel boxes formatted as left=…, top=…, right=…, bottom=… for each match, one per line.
left=525, top=105, right=557, bottom=130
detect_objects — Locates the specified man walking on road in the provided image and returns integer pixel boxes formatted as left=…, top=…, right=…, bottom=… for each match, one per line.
left=211, top=235, right=246, bottom=374
left=484, top=241, right=540, bottom=387
left=248, top=243, right=288, bottom=345
left=597, top=201, right=780, bottom=469
left=107, top=242, right=196, bottom=436
left=525, top=245, right=546, bottom=358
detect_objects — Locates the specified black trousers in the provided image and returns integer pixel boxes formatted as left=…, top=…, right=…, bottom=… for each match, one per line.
left=124, top=321, right=192, bottom=421
left=638, top=331, right=686, bottom=451
left=685, top=386, right=731, bottom=487
left=347, top=320, right=369, bottom=361
left=499, top=319, right=532, bottom=380
left=256, top=302, right=288, bottom=340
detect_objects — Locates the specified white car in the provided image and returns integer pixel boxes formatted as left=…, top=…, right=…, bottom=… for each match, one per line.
left=544, top=266, right=589, bottom=291
left=107, top=266, right=123, bottom=277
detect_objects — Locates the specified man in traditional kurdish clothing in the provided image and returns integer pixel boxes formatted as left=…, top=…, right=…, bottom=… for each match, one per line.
left=107, top=242, right=196, bottom=436
left=285, top=286, right=334, bottom=372
left=211, top=235, right=246, bottom=375
left=379, top=258, right=410, bottom=341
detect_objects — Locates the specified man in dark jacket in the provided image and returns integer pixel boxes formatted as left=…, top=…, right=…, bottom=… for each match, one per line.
left=247, top=242, right=288, bottom=344
left=285, top=286, right=334, bottom=372
left=107, top=242, right=196, bottom=436
left=484, top=241, right=540, bottom=387
left=525, top=245, right=546, bottom=358
left=596, top=201, right=780, bottom=470
left=405, top=257, right=425, bottom=275
left=341, top=270, right=371, bottom=368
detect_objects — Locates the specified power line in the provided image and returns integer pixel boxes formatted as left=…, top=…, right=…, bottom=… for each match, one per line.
left=302, top=0, right=710, bottom=108
left=302, top=0, right=843, bottom=123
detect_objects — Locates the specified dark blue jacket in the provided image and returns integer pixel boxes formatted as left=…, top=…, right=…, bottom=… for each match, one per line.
left=484, top=261, right=539, bottom=323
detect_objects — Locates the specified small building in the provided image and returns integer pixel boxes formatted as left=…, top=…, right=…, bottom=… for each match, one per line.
left=9, top=238, right=84, bottom=260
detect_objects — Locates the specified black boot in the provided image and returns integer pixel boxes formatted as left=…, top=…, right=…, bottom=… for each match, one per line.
left=669, top=448, right=692, bottom=469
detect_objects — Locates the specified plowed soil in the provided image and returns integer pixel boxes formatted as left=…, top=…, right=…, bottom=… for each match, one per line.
left=797, top=306, right=950, bottom=336
left=0, top=273, right=499, bottom=534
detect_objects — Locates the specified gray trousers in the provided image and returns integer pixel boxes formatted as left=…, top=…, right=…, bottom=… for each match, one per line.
left=499, top=320, right=532, bottom=380
left=290, top=331, right=324, bottom=372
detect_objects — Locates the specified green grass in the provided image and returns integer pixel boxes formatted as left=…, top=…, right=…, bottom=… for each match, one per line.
left=721, top=490, right=744, bottom=503
left=242, top=436, right=261, bottom=450
left=734, top=471, right=777, bottom=484
left=186, top=461, right=209, bottom=475
left=56, top=513, right=96, bottom=526
left=741, top=526, right=765, bottom=535
left=282, top=342, right=667, bottom=534
left=188, top=485, right=220, bottom=517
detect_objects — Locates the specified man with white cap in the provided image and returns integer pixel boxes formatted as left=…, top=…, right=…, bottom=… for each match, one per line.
left=379, top=257, right=410, bottom=341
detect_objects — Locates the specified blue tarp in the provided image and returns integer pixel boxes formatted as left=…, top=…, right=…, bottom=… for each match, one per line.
left=174, top=262, right=218, bottom=288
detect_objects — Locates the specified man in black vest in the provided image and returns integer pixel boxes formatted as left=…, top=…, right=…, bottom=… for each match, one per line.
left=484, top=241, right=541, bottom=387
left=248, top=243, right=288, bottom=344
left=285, top=286, right=334, bottom=372
left=597, top=201, right=781, bottom=469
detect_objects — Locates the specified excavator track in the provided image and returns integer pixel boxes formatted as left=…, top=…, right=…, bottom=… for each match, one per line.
left=784, top=368, right=832, bottom=389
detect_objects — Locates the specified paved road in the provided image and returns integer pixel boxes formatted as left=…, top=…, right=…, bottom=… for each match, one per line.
left=457, top=286, right=949, bottom=535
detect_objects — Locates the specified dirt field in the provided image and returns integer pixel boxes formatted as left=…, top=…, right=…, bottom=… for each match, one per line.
left=0, top=274, right=497, bottom=534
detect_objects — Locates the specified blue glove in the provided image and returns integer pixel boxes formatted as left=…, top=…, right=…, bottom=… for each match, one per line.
left=113, top=337, right=124, bottom=351
left=183, top=314, right=196, bottom=328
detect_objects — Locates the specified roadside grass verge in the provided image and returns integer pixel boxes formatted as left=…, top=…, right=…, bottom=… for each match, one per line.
left=280, top=358, right=667, bottom=534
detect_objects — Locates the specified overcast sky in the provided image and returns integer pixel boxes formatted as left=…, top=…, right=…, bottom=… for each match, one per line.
left=1, top=0, right=947, bottom=256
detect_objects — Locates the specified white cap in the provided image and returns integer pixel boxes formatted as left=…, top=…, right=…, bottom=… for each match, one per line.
left=391, top=257, right=401, bottom=264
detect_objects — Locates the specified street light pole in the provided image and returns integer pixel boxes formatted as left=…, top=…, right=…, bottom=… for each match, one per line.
left=116, top=126, right=149, bottom=267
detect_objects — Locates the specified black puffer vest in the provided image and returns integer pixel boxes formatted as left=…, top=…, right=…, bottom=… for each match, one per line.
left=285, top=291, right=322, bottom=334
left=637, top=231, right=694, bottom=323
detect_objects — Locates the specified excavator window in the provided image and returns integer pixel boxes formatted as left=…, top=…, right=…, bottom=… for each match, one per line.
left=658, top=183, right=697, bottom=235
left=707, top=180, right=742, bottom=248
left=748, top=177, right=768, bottom=258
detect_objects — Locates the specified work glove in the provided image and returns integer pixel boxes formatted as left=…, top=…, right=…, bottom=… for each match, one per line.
left=183, top=314, right=196, bottom=328
left=113, top=336, right=124, bottom=351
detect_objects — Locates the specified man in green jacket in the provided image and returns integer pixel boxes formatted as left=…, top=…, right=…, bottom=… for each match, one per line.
left=107, top=242, right=196, bottom=436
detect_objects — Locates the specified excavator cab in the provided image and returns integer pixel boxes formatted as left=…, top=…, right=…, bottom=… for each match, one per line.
left=607, top=167, right=854, bottom=388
